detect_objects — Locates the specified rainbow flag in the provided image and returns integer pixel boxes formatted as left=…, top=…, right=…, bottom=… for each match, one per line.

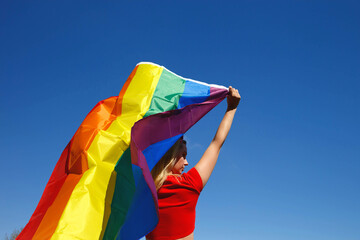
left=18, top=62, right=228, bottom=240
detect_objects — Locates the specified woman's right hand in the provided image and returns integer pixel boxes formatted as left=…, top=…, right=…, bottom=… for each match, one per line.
left=227, top=86, right=241, bottom=110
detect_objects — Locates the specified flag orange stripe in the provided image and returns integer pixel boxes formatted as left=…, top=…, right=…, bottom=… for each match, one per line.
left=31, top=96, right=118, bottom=239
left=18, top=66, right=140, bottom=240
left=32, top=174, right=82, bottom=240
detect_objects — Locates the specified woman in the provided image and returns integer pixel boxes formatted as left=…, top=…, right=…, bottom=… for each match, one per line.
left=146, top=86, right=241, bottom=240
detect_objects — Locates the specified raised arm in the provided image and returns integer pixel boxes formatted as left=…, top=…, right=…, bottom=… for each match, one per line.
left=194, top=86, right=240, bottom=187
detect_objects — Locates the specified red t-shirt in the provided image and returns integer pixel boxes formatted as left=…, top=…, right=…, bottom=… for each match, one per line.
left=147, top=168, right=203, bottom=240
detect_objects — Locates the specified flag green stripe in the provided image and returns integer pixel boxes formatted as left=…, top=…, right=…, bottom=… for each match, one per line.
left=102, top=68, right=186, bottom=239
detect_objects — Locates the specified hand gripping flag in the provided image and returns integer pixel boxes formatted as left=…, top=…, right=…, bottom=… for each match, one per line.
left=18, top=62, right=228, bottom=240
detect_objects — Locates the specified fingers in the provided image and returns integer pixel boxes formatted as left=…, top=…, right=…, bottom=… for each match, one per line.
left=228, top=86, right=241, bottom=99
left=228, top=86, right=234, bottom=94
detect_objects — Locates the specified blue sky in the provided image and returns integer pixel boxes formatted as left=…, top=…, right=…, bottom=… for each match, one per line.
left=1, top=1, right=359, bottom=239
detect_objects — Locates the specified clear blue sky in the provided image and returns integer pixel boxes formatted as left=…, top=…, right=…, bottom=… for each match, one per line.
left=1, top=1, right=359, bottom=239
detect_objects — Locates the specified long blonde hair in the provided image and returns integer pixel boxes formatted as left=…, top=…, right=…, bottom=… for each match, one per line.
left=151, top=138, right=186, bottom=191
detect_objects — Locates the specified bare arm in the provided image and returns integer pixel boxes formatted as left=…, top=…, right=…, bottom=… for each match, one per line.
left=195, top=86, right=240, bottom=187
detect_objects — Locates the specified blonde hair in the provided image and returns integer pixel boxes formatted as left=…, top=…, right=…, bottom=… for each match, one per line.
left=151, top=138, right=186, bottom=191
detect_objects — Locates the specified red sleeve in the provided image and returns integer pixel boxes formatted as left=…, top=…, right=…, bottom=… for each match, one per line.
left=182, top=168, right=203, bottom=193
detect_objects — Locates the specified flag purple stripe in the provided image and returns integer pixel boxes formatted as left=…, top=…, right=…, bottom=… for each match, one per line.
left=131, top=87, right=228, bottom=151
left=130, top=86, right=228, bottom=205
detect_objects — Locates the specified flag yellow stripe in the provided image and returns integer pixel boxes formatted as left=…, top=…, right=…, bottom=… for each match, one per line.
left=51, top=64, right=163, bottom=240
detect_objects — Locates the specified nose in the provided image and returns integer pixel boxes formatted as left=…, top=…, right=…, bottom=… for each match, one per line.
left=184, top=159, right=189, bottom=166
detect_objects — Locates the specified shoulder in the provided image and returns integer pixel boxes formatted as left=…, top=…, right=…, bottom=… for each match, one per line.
left=163, top=168, right=203, bottom=193
left=181, top=168, right=204, bottom=193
